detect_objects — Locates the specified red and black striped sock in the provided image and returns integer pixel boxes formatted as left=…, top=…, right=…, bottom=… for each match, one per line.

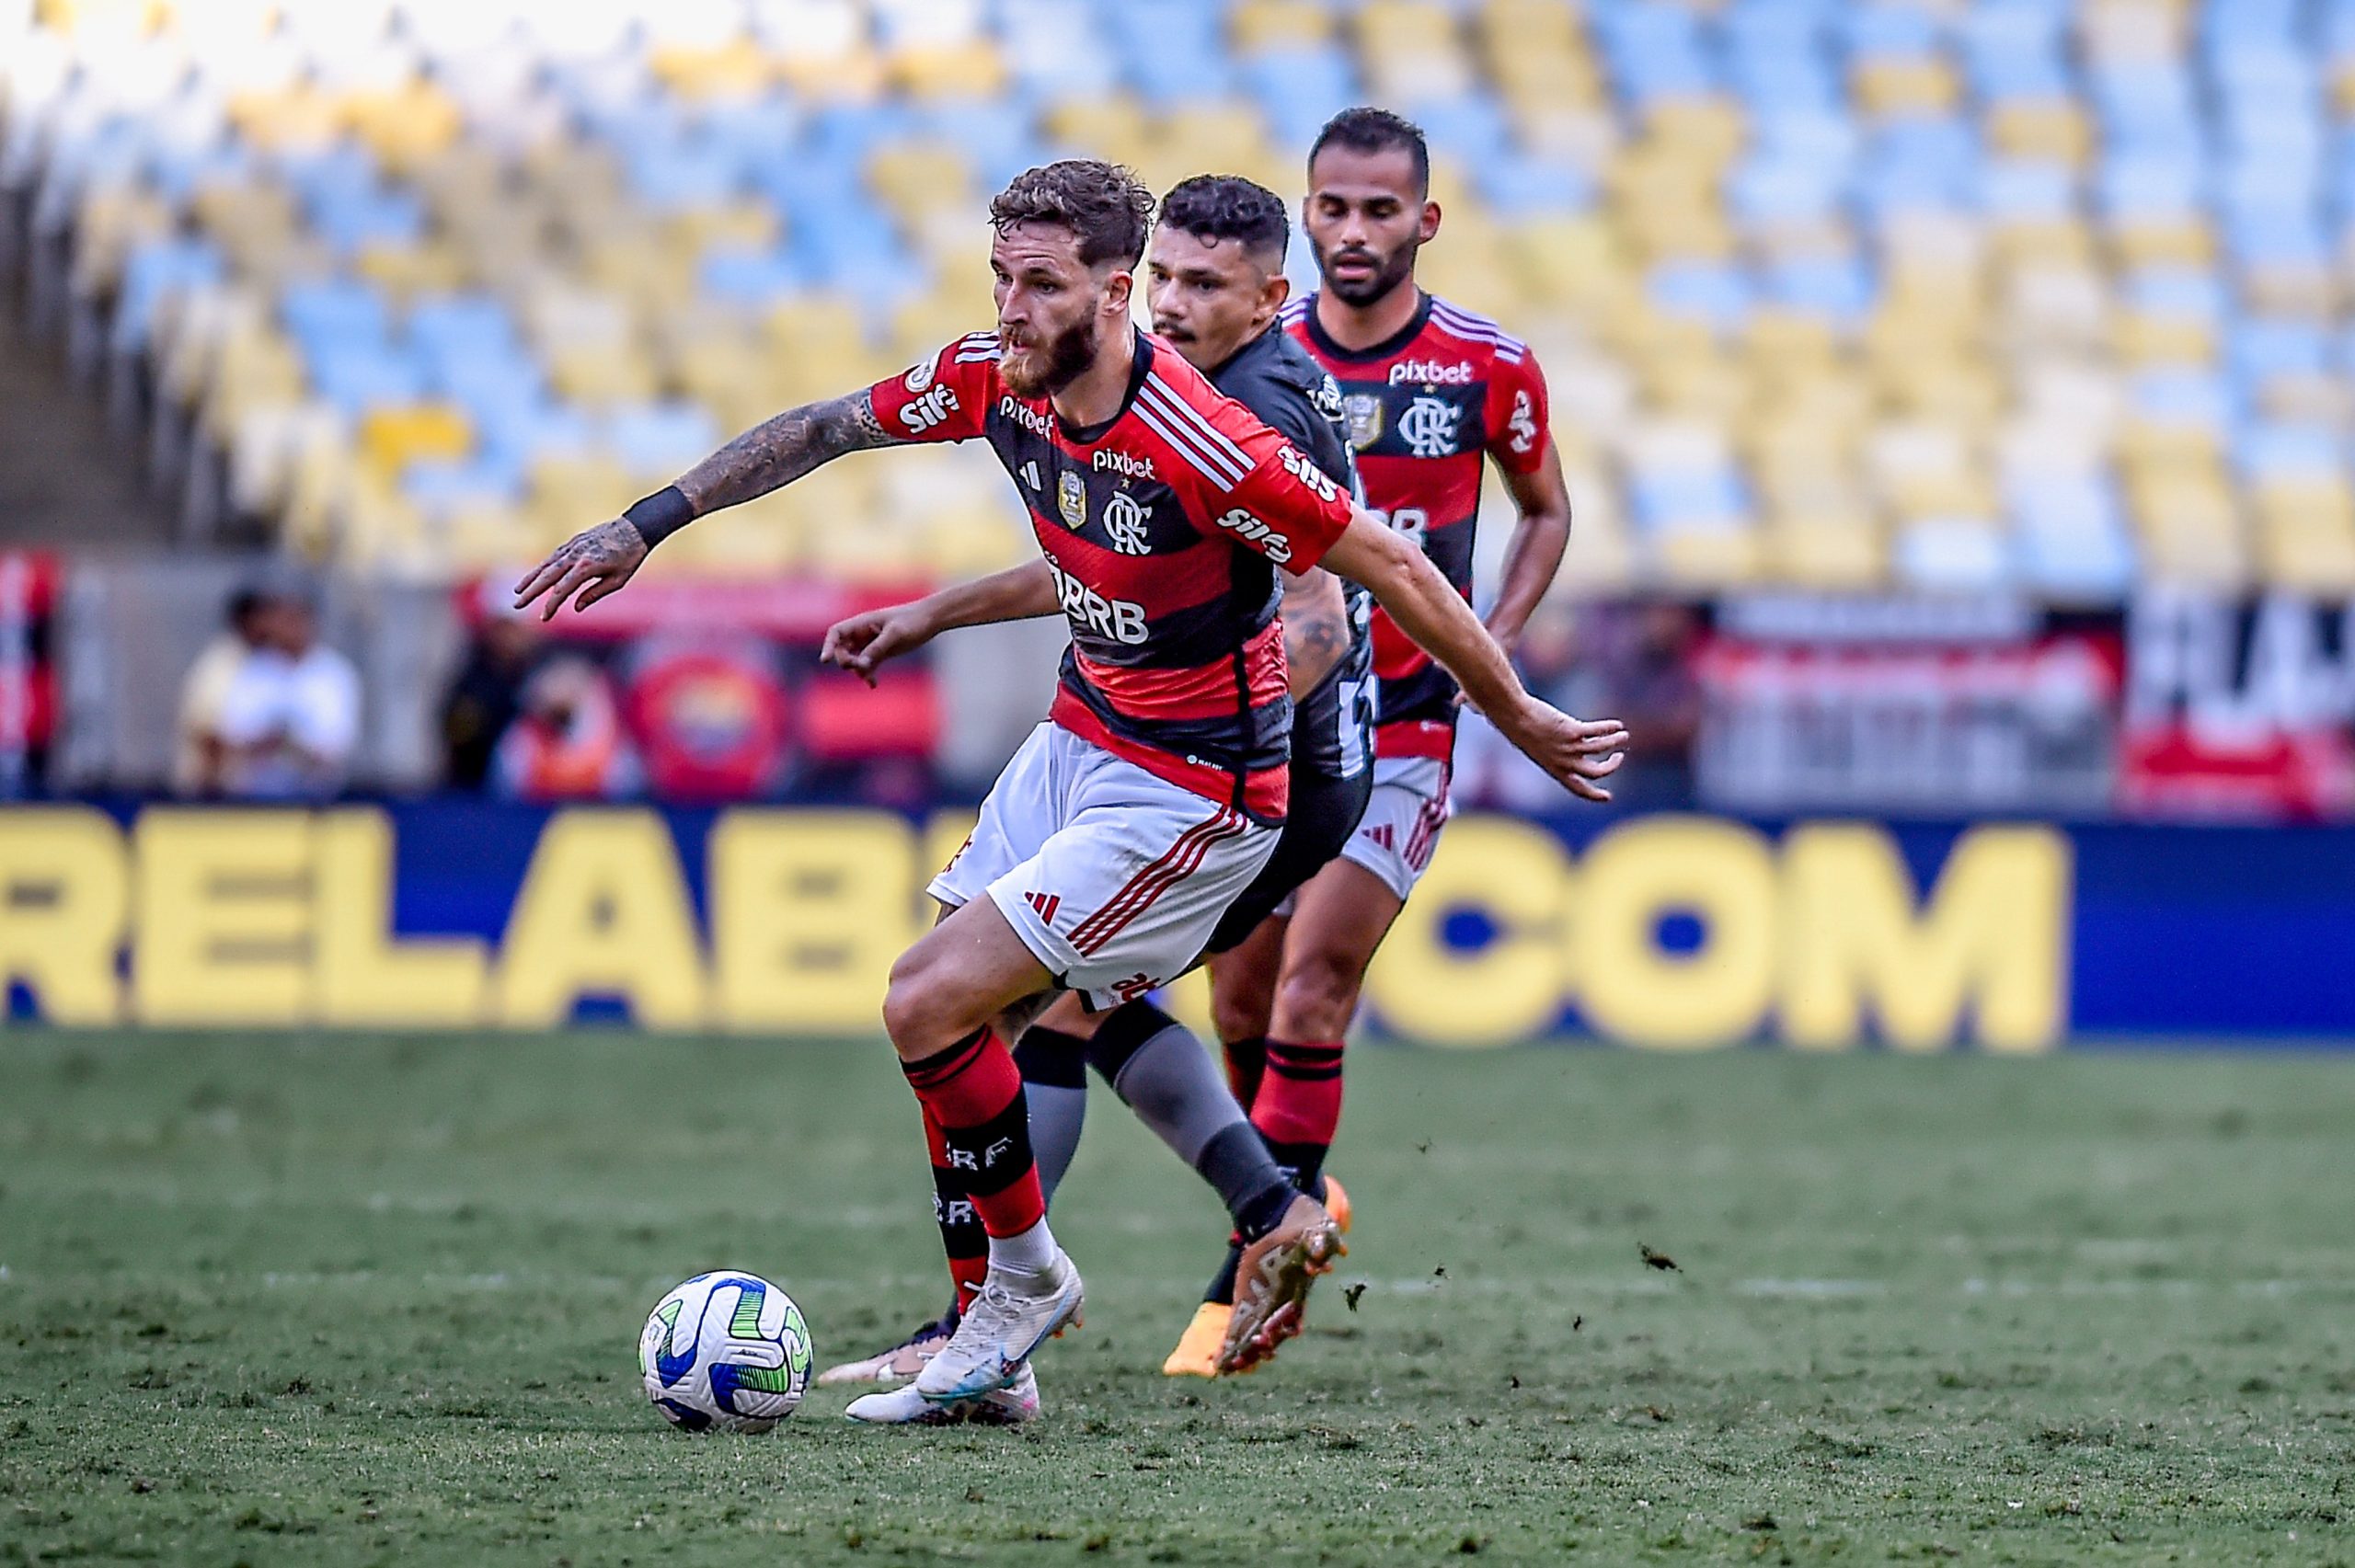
left=920, top=1104, right=988, bottom=1317
left=900, top=1026, right=1045, bottom=1242
left=1248, top=1038, right=1345, bottom=1193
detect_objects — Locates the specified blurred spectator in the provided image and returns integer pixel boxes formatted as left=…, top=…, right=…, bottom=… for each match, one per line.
left=210, top=587, right=362, bottom=799
left=172, top=587, right=270, bottom=795
left=1587, top=602, right=1704, bottom=808
left=441, top=611, right=542, bottom=788
left=492, top=656, right=640, bottom=801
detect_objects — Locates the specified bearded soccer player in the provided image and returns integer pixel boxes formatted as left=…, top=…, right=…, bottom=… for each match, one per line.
left=513, top=160, right=1623, bottom=1426
left=811, top=175, right=1379, bottom=1401
left=1163, top=109, right=1579, bottom=1368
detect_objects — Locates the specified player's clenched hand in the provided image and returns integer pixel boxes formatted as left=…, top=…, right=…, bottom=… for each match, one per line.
left=512, top=519, right=649, bottom=621
left=1492, top=698, right=1628, bottom=803
left=820, top=604, right=938, bottom=687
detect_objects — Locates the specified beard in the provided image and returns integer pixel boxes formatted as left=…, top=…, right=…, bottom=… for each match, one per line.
left=1313, top=235, right=1419, bottom=306
left=1000, top=312, right=1100, bottom=398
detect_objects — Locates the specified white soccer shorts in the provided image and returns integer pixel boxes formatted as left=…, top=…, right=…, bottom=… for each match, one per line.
left=1335, top=755, right=1453, bottom=903
left=929, top=724, right=1279, bottom=1010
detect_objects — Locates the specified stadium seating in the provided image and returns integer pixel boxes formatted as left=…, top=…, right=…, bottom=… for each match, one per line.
left=5, top=0, right=2353, bottom=597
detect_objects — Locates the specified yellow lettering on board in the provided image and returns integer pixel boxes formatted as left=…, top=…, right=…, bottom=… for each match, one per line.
left=494, top=810, right=707, bottom=1029
left=1573, top=816, right=1776, bottom=1049
left=132, top=809, right=313, bottom=1024
left=0, top=807, right=128, bottom=1024
left=1781, top=823, right=2070, bottom=1054
left=1366, top=817, right=1568, bottom=1047
left=314, top=808, right=488, bottom=1026
left=710, top=810, right=917, bottom=1033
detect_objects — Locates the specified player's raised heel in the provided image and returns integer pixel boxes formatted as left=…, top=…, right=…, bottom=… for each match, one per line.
left=1218, top=1194, right=1345, bottom=1375
left=913, top=1251, right=1085, bottom=1403
left=816, top=1313, right=956, bottom=1387
left=1163, top=1301, right=1231, bottom=1378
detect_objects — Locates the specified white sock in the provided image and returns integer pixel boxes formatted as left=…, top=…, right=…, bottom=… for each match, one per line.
left=987, top=1217, right=1059, bottom=1279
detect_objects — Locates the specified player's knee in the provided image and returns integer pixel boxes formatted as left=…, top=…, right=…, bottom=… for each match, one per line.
left=881, top=949, right=966, bottom=1058
left=1273, top=947, right=1362, bottom=1039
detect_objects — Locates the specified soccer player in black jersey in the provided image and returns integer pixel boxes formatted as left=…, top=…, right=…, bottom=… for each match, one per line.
left=813, top=176, right=1382, bottom=1394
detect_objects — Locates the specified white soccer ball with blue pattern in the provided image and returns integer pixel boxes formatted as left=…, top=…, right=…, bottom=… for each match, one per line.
left=638, top=1272, right=812, bottom=1432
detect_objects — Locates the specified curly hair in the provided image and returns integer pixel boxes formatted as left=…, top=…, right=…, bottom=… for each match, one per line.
left=1156, top=174, right=1291, bottom=266
left=989, top=159, right=1156, bottom=269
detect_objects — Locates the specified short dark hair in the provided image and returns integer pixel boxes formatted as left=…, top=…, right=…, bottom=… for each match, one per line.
left=990, top=159, right=1155, bottom=269
left=1156, top=175, right=1291, bottom=265
left=1307, top=107, right=1430, bottom=195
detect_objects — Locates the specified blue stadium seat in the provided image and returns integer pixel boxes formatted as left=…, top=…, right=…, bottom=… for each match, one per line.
left=109, top=236, right=224, bottom=353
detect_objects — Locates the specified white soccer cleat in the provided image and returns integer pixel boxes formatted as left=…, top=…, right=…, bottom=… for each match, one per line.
left=913, top=1252, right=1085, bottom=1403
left=844, top=1364, right=1041, bottom=1426
left=815, top=1314, right=955, bottom=1387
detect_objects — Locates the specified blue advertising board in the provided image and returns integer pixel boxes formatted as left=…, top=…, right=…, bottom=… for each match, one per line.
left=0, top=803, right=2349, bottom=1046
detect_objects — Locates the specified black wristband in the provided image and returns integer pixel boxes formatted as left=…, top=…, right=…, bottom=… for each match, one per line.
left=622, top=485, right=695, bottom=547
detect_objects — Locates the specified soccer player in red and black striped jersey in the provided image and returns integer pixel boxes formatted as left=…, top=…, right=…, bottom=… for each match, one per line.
left=514, top=159, right=1621, bottom=1426
left=1166, top=109, right=1580, bottom=1371
left=812, top=175, right=1378, bottom=1395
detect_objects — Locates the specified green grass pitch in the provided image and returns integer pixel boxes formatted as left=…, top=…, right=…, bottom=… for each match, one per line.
left=3, top=1031, right=2351, bottom=1565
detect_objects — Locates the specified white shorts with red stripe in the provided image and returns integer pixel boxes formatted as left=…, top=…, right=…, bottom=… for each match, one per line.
left=1336, top=756, right=1453, bottom=903
left=929, top=723, right=1279, bottom=1010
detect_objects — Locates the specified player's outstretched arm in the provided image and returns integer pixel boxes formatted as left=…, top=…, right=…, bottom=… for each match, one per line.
left=1278, top=566, right=1350, bottom=699
left=1485, top=443, right=1573, bottom=658
left=821, top=561, right=1059, bottom=686
left=1322, top=509, right=1626, bottom=801
left=513, top=389, right=902, bottom=620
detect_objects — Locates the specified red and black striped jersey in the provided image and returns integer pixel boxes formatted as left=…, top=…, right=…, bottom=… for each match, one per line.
left=1281, top=291, right=1552, bottom=758
left=868, top=327, right=1357, bottom=821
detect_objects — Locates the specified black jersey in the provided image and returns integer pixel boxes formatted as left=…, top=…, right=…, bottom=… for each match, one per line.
left=1205, top=324, right=1375, bottom=784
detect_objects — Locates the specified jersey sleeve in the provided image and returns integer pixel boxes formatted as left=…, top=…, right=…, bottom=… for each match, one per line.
left=1212, top=418, right=1359, bottom=574
left=1484, top=346, right=1552, bottom=475
left=865, top=335, right=996, bottom=443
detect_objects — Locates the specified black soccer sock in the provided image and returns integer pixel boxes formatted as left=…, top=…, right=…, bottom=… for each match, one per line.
left=1223, top=1035, right=1268, bottom=1110
left=1012, top=1025, right=1089, bottom=1208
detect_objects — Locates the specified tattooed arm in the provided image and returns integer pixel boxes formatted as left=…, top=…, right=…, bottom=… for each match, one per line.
left=1280, top=566, right=1350, bottom=700
left=513, top=390, right=900, bottom=620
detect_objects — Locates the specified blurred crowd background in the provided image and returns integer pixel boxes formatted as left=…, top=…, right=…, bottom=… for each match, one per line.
left=4, top=0, right=2353, bottom=819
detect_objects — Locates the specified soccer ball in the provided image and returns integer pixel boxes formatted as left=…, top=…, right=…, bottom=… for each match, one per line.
left=638, top=1271, right=812, bottom=1432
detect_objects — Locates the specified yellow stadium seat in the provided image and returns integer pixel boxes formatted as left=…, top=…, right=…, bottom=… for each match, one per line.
left=341, top=80, right=464, bottom=172
left=1233, top=0, right=1336, bottom=52
left=1480, top=0, right=1584, bottom=55
left=2241, top=264, right=2338, bottom=321
left=1043, top=96, right=1152, bottom=168
left=2254, top=372, right=2351, bottom=429
left=1654, top=525, right=1764, bottom=589
left=442, top=503, right=536, bottom=576
left=355, top=239, right=470, bottom=302
left=1852, top=56, right=1959, bottom=118
left=891, top=40, right=1011, bottom=99
left=2107, top=216, right=2215, bottom=270
left=1988, top=100, right=2092, bottom=166
left=226, top=85, right=342, bottom=152
left=1642, top=97, right=1745, bottom=165
left=2255, top=482, right=2355, bottom=591
left=1502, top=215, right=1626, bottom=309
left=868, top=141, right=977, bottom=219
left=547, top=340, right=661, bottom=406
left=1770, top=517, right=1887, bottom=589
left=359, top=404, right=473, bottom=478
left=527, top=453, right=636, bottom=545
left=2112, top=311, right=2216, bottom=368
left=650, top=37, right=772, bottom=100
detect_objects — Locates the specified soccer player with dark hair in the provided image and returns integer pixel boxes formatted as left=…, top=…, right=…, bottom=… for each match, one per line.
left=515, top=158, right=1623, bottom=1426
left=1150, top=108, right=1579, bottom=1370
left=812, top=172, right=1383, bottom=1396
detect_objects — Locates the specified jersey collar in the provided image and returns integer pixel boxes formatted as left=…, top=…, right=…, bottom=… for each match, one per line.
left=1301, top=288, right=1433, bottom=364
left=1055, top=326, right=1154, bottom=445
